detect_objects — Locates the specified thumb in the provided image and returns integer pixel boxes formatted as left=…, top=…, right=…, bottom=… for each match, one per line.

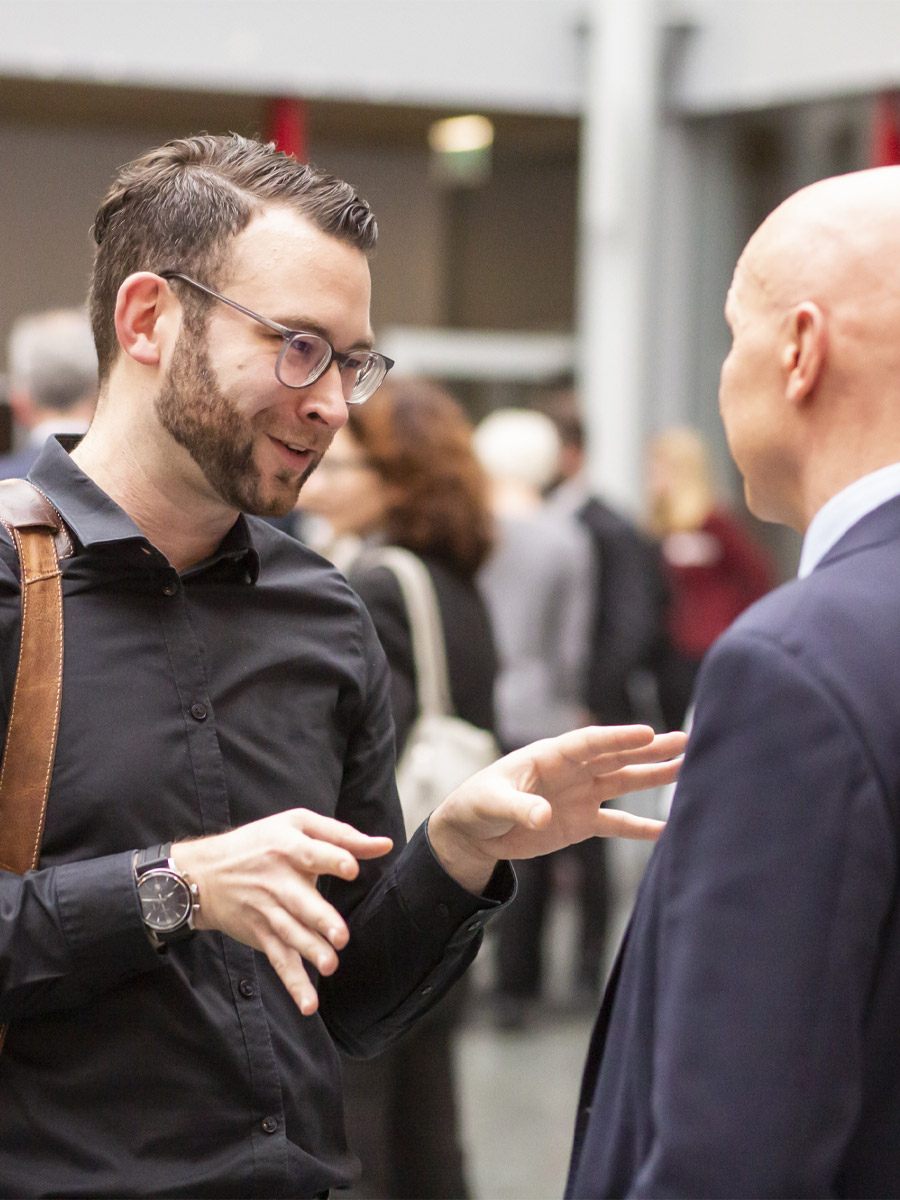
left=523, top=794, right=552, bottom=830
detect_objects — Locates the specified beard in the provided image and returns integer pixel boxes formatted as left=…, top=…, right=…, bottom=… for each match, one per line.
left=155, top=325, right=321, bottom=518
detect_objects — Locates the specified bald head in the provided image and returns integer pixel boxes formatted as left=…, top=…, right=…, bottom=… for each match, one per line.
left=739, top=165, right=900, bottom=328
left=720, top=166, right=900, bottom=531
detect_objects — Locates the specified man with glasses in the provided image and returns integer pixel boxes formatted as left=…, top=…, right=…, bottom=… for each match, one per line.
left=0, top=134, right=683, bottom=1198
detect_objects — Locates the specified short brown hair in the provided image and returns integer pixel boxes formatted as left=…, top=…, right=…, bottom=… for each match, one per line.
left=347, top=379, right=494, bottom=577
left=89, top=133, right=377, bottom=382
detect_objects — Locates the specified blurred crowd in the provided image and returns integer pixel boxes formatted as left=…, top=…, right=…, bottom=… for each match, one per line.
left=1, top=312, right=775, bottom=1200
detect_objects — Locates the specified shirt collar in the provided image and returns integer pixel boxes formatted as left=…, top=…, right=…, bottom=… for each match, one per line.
left=798, top=461, right=900, bottom=578
left=29, top=435, right=260, bottom=582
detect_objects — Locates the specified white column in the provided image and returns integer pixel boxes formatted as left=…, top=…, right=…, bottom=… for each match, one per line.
left=577, top=0, right=661, bottom=513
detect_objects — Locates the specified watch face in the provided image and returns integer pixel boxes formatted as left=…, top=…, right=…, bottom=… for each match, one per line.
left=137, top=869, right=192, bottom=932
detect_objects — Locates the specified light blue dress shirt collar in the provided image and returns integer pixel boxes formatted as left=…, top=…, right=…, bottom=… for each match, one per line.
left=798, top=461, right=900, bottom=578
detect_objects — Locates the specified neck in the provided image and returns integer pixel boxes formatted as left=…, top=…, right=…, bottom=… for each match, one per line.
left=71, top=402, right=237, bottom=571
left=795, top=412, right=900, bottom=532
left=490, top=478, right=543, bottom=516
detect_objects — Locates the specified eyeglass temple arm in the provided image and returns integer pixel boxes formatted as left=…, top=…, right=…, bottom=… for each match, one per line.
left=157, top=271, right=295, bottom=339
left=159, top=270, right=394, bottom=372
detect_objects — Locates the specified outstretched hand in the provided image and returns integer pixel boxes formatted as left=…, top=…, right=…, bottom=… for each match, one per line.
left=426, top=724, right=687, bottom=894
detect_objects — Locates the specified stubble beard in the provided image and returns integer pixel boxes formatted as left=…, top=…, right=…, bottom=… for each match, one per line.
left=155, top=327, right=320, bottom=518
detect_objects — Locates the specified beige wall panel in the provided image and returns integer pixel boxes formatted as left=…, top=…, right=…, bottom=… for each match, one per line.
left=446, top=159, right=578, bottom=332
left=315, top=145, right=447, bottom=332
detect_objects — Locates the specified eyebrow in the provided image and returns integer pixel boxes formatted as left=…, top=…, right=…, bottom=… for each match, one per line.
left=275, top=315, right=374, bottom=352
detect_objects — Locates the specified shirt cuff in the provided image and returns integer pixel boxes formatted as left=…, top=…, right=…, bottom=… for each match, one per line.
left=392, top=820, right=515, bottom=938
left=55, top=850, right=164, bottom=977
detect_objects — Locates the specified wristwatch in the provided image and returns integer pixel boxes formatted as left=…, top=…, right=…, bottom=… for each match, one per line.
left=134, top=843, right=200, bottom=947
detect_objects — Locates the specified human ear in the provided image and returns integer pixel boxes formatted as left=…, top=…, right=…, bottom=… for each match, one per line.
left=783, top=302, right=827, bottom=405
left=113, top=272, right=178, bottom=368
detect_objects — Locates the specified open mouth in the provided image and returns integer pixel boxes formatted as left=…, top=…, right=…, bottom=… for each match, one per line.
left=269, top=436, right=313, bottom=468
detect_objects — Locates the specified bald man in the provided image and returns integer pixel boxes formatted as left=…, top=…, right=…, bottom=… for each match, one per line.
left=565, top=167, right=900, bottom=1198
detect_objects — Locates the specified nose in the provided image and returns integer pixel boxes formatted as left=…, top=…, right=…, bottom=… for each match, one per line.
left=294, top=360, right=349, bottom=431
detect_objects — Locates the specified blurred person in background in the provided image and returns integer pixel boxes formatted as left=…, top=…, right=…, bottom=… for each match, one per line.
left=540, top=392, right=670, bottom=1000
left=289, top=432, right=371, bottom=570
left=646, top=426, right=775, bottom=730
left=300, top=377, right=497, bottom=1199
left=542, top=390, right=668, bottom=731
left=0, top=307, right=98, bottom=479
left=474, top=407, right=598, bottom=1026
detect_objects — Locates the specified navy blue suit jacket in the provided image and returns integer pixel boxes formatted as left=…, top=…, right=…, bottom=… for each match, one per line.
left=567, top=495, right=900, bottom=1198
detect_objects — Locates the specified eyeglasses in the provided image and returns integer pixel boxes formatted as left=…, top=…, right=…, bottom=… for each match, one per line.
left=158, top=270, right=394, bottom=405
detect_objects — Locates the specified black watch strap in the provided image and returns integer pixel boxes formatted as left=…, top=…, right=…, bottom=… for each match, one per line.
left=134, top=843, right=173, bottom=876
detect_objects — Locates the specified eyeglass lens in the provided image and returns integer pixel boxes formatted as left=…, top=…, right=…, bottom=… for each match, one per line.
left=278, top=335, right=386, bottom=403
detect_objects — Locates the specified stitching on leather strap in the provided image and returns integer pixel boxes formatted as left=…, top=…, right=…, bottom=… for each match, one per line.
left=30, top=571, right=62, bottom=870
left=0, top=528, right=30, bottom=810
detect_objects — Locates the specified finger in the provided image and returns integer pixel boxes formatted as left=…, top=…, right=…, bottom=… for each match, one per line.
left=593, top=808, right=665, bottom=841
left=550, top=724, right=658, bottom=763
left=473, top=785, right=555, bottom=833
left=267, top=905, right=343, bottom=975
left=273, top=881, right=351, bottom=952
left=281, top=829, right=368, bottom=885
left=258, top=932, right=321, bottom=1015
left=594, top=757, right=684, bottom=797
left=584, top=730, right=687, bottom=772
left=571, top=729, right=681, bottom=777
left=447, top=778, right=539, bottom=836
left=287, top=810, right=394, bottom=859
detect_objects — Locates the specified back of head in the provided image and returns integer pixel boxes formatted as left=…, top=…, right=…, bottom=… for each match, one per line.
left=89, top=133, right=377, bottom=383
left=7, top=308, right=98, bottom=412
left=539, top=389, right=584, bottom=452
left=740, top=165, right=900, bottom=381
left=347, top=377, right=493, bottom=575
left=474, top=408, right=562, bottom=493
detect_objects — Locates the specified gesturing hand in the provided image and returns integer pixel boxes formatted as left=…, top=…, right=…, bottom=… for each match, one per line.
left=427, top=724, right=687, bottom=894
left=171, top=811, right=392, bottom=1015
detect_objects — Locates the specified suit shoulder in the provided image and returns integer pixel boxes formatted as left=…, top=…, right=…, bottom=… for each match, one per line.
left=706, top=551, right=900, bottom=787
left=724, top=543, right=900, bottom=655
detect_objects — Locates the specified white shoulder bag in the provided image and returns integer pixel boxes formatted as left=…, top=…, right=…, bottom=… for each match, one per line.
left=365, top=547, right=502, bottom=836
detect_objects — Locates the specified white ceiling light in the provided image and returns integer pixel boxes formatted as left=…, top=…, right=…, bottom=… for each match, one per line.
left=428, top=114, right=494, bottom=186
left=428, top=114, right=495, bottom=154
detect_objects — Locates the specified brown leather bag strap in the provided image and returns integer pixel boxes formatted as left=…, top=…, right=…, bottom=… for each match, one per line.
left=0, top=480, right=70, bottom=1054
left=0, top=480, right=71, bottom=875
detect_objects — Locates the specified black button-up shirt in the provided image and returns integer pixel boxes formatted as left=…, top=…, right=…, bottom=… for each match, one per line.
left=0, top=439, right=510, bottom=1199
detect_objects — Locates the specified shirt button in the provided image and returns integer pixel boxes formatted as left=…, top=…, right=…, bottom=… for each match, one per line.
left=420, top=985, right=434, bottom=997
left=436, top=903, right=450, bottom=919
left=261, top=1116, right=279, bottom=1135
left=190, top=703, right=208, bottom=721
left=239, top=979, right=254, bottom=998
left=162, top=581, right=177, bottom=596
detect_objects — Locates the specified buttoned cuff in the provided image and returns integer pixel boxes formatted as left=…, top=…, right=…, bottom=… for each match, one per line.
left=55, top=850, right=164, bottom=977
left=393, top=821, right=516, bottom=940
